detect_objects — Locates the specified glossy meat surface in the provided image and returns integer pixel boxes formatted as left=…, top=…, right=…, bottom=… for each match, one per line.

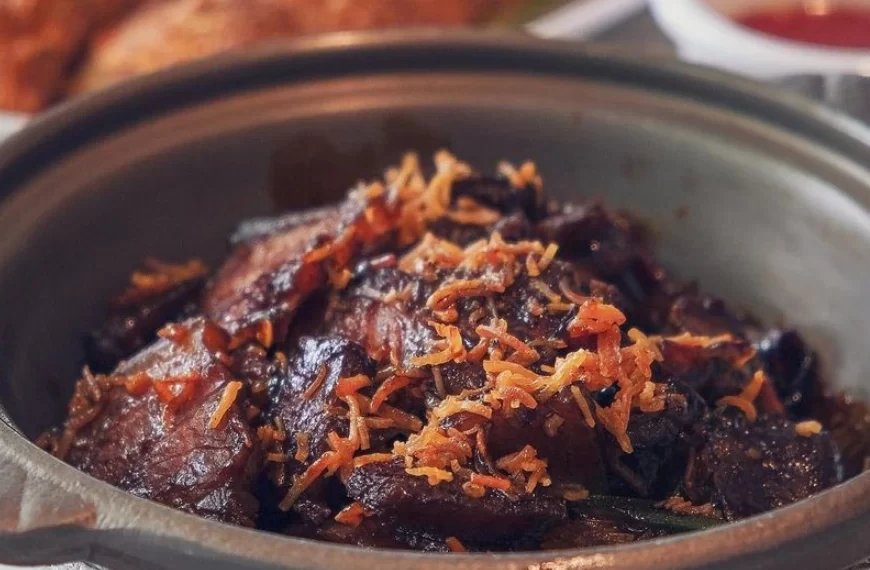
left=62, top=319, right=261, bottom=525
left=324, top=254, right=610, bottom=493
left=86, top=259, right=206, bottom=372
left=685, top=411, right=843, bottom=519
left=202, top=204, right=341, bottom=334
left=346, top=459, right=566, bottom=544
left=265, top=336, right=380, bottom=522
left=43, top=153, right=859, bottom=552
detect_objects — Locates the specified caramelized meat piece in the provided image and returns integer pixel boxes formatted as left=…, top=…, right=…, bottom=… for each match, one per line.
left=325, top=266, right=436, bottom=369
left=536, top=203, right=676, bottom=330
left=486, top=389, right=607, bottom=494
left=685, top=411, right=843, bottom=519
left=657, top=336, right=755, bottom=405
left=124, top=393, right=259, bottom=526
left=438, top=391, right=606, bottom=495
left=326, top=258, right=609, bottom=491
left=328, top=257, right=610, bottom=372
left=204, top=187, right=394, bottom=338
left=203, top=204, right=343, bottom=334
left=452, top=175, right=544, bottom=220
left=478, top=259, right=620, bottom=354
left=293, top=515, right=467, bottom=551
left=606, top=382, right=706, bottom=498
left=63, top=320, right=261, bottom=526
left=346, top=460, right=566, bottom=544
left=536, top=203, right=642, bottom=275
left=394, top=527, right=461, bottom=552
left=85, top=259, right=206, bottom=372
left=271, top=336, right=377, bottom=479
left=426, top=175, right=540, bottom=245
left=291, top=518, right=408, bottom=549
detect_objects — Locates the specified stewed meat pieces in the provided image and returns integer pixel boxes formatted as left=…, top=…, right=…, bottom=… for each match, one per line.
left=85, top=259, right=207, bottom=372
left=685, top=411, right=842, bottom=520
left=42, top=152, right=851, bottom=552
left=346, top=459, right=567, bottom=545
left=60, top=319, right=262, bottom=526
left=202, top=204, right=345, bottom=335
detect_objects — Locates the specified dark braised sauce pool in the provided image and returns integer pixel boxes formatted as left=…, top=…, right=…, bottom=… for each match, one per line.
left=38, top=153, right=870, bottom=552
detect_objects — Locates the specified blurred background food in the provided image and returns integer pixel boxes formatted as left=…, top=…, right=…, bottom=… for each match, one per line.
left=3, top=1, right=870, bottom=118
left=0, top=0, right=542, bottom=113
left=0, top=0, right=138, bottom=112
left=72, top=0, right=535, bottom=94
left=649, top=0, right=870, bottom=79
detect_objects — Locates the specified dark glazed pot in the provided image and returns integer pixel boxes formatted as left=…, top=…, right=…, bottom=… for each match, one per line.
left=1, top=30, right=870, bottom=570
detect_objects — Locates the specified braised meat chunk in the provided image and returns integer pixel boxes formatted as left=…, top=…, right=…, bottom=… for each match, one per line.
left=346, top=459, right=566, bottom=545
left=685, top=411, right=843, bottom=520
left=41, top=151, right=856, bottom=552
left=264, top=336, right=385, bottom=521
left=203, top=184, right=396, bottom=339
left=606, top=381, right=707, bottom=498
left=50, top=319, right=261, bottom=526
left=85, top=259, right=207, bottom=372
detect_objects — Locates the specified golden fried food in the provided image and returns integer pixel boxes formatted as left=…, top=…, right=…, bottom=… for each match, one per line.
left=0, top=0, right=138, bottom=111
left=71, top=0, right=299, bottom=93
left=72, top=0, right=521, bottom=94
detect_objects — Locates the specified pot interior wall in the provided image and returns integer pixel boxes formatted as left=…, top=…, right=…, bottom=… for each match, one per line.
left=1, top=72, right=870, bottom=438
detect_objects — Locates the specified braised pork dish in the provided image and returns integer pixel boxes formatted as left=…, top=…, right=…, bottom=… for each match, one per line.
left=37, top=153, right=868, bottom=552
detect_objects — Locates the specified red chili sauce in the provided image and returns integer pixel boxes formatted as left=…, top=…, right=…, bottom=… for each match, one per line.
left=736, top=6, right=870, bottom=49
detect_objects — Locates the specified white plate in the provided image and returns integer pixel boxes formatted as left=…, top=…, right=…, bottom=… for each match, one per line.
left=0, top=112, right=26, bottom=141
left=526, top=0, right=647, bottom=39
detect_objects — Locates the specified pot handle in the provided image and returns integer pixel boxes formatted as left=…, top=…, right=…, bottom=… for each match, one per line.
left=0, top=423, right=98, bottom=566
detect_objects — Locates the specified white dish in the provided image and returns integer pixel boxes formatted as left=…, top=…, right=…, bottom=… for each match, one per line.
left=526, top=0, right=647, bottom=39
left=650, top=0, right=870, bottom=79
left=0, top=112, right=26, bottom=141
